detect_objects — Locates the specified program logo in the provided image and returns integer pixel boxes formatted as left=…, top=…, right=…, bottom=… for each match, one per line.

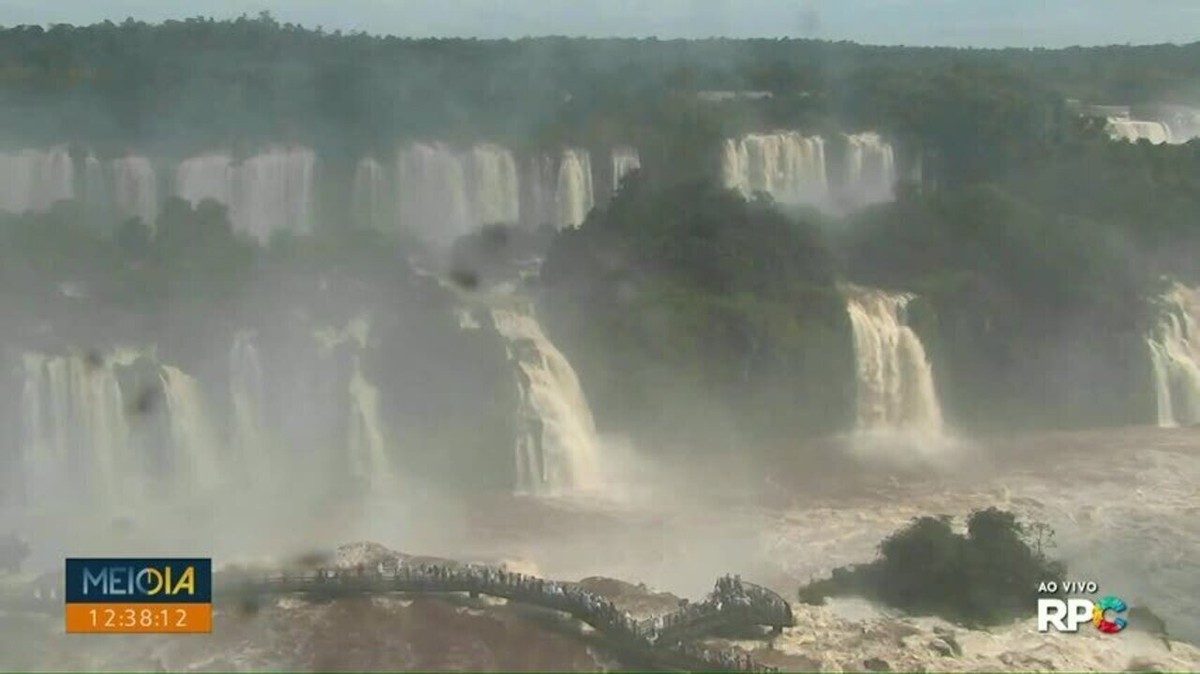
left=1035, top=580, right=1127, bottom=634
left=64, top=558, right=212, bottom=634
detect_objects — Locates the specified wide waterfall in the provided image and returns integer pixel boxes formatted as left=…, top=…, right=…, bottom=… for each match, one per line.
left=111, top=155, right=158, bottom=227
left=1107, top=118, right=1174, bottom=145
left=351, top=157, right=389, bottom=230
left=722, top=132, right=829, bottom=206
left=490, top=304, right=601, bottom=495
left=555, top=148, right=595, bottom=228
left=845, top=287, right=944, bottom=435
left=841, top=133, right=896, bottom=207
left=0, top=146, right=75, bottom=214
left=611, top=146, right=641, bottom=191
left=18, top=351, right=136, bottom=508
left=174, top=147, right=316, bottom=242
left=1146, top=284, right=1200, bottom=427
left=395, top=143, right=520, bottom=245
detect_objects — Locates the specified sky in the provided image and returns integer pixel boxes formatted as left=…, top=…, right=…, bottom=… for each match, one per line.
left=0, top=0, right=1197, bottom=49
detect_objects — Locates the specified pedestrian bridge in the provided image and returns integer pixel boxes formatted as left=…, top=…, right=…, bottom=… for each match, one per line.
left=4, top=562, right=794, bottom=673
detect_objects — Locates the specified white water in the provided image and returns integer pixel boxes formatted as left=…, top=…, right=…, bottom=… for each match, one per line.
left=395, top=143, right=521, bottom=245
left=845, top=287, right=944, bottom=435
left=1147, top=284, right=1200, bottom=427
left=230, top=331, right=270, bottom=481
left=1107, top=118, right=1175, bottom=145
left=110, top=155, right=158, bottom=227
left=158, top=366, right=222, bottom=495
left=722, top=132, right=829, bottom=205
left=346, top=356, right=392, bottom=489
left=841, top=132, right=896, bottom=207
left=18, top=351, right=140, bottom=508
left=611, top=146, right=641, bottom=191
left=490, top=304, right=602, bottom=495
left=174, top=147, right=316, bottom=242
left=0, top=146, right=74, bottom=214
left=351, top=157, right=389, bottom=231
left=555, top=148, right=595, bottom=228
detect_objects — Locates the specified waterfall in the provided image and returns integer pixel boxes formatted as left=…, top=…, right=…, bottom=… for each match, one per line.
left=466, top=143, right=521, bottom=227
left=556, top=148, right=595, bottom=228
left=841, top=133, right=896, bottom=206
left=346, top=356, right=392, bottom=488
left=351, top=157, right=389, bottom=231
left=159, top=366, right=222, bottom=494
left=1146, top=284, right=1200, bottom=427
left=611, top=146, right=641, bottom=191
left=230, top=331, right=269, bottom=479
left=845, top=287, right=944, bottom=434
left=722, top=132, right=828, bottom=206
left=235, top=146, right=316, bottom=242
left=1107, top=118, right=1174, bottom=145
left=0, top=146, right=75, bottom=214
left=522, top=154, right=557, bottom=229
left=111, top=155, right=158, bottom=228
left=175, top=147, right=316, bottom=242
left=490, top=304, right=601, bottom=495
left=18, top=351, right=138, bottom=507
left=395, top=142, right=521, bottom=245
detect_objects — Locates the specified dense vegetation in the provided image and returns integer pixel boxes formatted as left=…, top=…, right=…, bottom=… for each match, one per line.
left=796, top=508, right=1066, bottom=627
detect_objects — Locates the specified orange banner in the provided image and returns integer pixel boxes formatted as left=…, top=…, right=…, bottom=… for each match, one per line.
left=65, top=603, right=212, bottom=633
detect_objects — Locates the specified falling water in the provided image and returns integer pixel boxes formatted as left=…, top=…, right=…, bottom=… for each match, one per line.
left=721, top=132, right=829, bottom=205
left=466, top=143, right=521, bottom=227
left=0, top=146, right=75, bottom=213
left=346, top=356, right=392, bottom=488
left=1146, top=284, right=1200, bottom=427
left=158, top=366, right=222, bottom=494
left=841, top=133, right=896, bottom=206
left=490, top=304, right=601, bottom=495
left=845, top=287, right=944, bottom=434
left=1106, top=118, right=1175, bottom=145
left=351, top=157, right=389, bottom=231
left=556, top=148, right=595, bottom=228
left=111, top=155, right=158, bottom=227
left=230, top=331, right=270, bottom=479
left=175, top=147, right=316, bottom=242
left=396, top=142, right=472, bottom=245
left=611, top=146, right=641, bottom=191
left=18, top=351, right=138, bottom=508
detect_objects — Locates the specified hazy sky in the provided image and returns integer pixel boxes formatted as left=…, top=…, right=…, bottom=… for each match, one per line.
left=0, top=0, right=1197, bottom=48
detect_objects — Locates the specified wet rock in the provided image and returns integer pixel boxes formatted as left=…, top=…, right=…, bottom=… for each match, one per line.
left=863, top=656, right=892, bottom=671
left=929, top=637, right=958, bottom=657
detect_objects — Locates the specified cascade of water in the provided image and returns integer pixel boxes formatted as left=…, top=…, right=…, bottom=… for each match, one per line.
left=351, top=157, right=389, bottom=231
left=555, top=148, right=595, bottom=228
left=396, top=142, right=473, bottom=245
left=611, top=146, right=641, bottom=191
left=522, top=154, right=558, bottom=229
left=175, top=147, right=316, bottom=242
left=111, top=155, right=158, bottom=228
left=1106, top=118, right=1175, bottom=145
left=1146, top=284, right=1200, bottom=427
left=841, top=133, right=896, bottom=206
left=466, top=143, right=521, bottom=227
left=845, top=287, right=944, bottom=434
left=159, top=366, right=222, bottom=494
left=346, top=356, right=392, bottom=488
left=722, top=132, right=828, bottom=205
left=230, top=331, right=269, bottom=479
left=18, top=351, right=138, bottom=508
left=490, top=304, right=601, bottom=495
left=0, top=146, right=75, bottom=214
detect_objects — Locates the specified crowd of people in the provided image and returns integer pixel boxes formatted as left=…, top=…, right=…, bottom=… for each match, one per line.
left=252, top=562, right=788, bottom=673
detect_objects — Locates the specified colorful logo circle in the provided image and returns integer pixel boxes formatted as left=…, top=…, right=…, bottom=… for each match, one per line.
left=1091, top=595, right=1128, bottom=634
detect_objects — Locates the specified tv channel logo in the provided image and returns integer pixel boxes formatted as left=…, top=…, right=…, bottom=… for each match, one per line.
left=1037, top=595, right=1128, bottom=634
left=64, top=558, right=213, bottom=634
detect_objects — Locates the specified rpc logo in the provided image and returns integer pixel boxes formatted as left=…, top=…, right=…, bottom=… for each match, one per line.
left=1037, top=595, right=1128, bottom=634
